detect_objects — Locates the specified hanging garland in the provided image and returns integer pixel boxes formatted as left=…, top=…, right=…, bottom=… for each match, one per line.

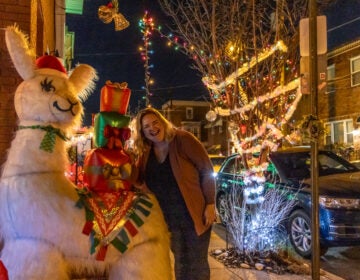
left=202, top=40, right=288, bottom=94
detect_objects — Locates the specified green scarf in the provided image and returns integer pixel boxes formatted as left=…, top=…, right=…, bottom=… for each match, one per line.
left=18, top=125, right=69, bottom=153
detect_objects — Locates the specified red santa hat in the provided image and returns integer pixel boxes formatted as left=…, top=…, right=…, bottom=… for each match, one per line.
left=36, top=55, right=67, bottom=74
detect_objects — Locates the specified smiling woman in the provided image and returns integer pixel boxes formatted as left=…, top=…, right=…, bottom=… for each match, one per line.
left=131, top=107, right=216, bottom=280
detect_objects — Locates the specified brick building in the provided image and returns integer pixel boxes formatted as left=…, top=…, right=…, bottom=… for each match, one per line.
left=0, top=0, right=62, bottom=165
left=161, top=100, right=228, bottom=155
left=321, top=40, right=360, bottom=151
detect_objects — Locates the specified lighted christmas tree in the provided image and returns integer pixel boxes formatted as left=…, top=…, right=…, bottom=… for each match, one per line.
left=156, top=0, right=335, bottom=257
left=157, top=0, right=333, bottom=155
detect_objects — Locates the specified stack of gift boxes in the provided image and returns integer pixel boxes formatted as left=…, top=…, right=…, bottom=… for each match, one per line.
left=77, top=81, right=153, bottom=261
left=83, top=80, right=132, bottom=193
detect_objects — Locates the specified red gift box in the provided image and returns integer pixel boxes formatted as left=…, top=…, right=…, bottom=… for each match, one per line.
left=83, top=148, right=132, bottom=192
left=100, top=81, right=131, bottom=114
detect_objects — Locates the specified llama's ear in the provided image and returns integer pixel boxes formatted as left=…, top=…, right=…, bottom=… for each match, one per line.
left=5, top=25, right=36, bottom=80
left=69, top=64, right=98, bottom=101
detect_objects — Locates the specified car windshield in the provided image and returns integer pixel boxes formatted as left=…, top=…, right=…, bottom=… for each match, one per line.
left=270, top=150, right=358, bottom=180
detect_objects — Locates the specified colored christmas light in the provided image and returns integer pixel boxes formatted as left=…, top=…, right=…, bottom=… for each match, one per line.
left=139, top=11, right=155, bottom=106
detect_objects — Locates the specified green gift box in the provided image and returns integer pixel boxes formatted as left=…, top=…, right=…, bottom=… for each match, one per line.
left=93, top=112, right=131, bottom=148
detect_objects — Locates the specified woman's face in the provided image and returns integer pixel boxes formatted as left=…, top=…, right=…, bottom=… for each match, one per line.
left=141, top=113, right=165, bottom=143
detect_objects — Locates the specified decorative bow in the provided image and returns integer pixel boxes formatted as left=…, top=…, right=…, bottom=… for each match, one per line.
left=98, top=0, right=129, bottom=31
left=103, top=125, right=131, bottom=149
left=105, top=80, right=128, bottom=89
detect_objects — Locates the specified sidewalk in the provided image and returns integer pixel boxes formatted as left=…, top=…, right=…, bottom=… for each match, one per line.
left=209, top=223, right=345, bottom=280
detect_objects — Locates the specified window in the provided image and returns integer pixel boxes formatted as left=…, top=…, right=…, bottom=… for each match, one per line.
left=350, top=55, right=360, bottom=87
left=325, top=119, right=354, bottom=145
left=181, top=122, right=200, bottom=139
left=187, top=126, right=200, bottom=139
left=185, top=107, right=193, bottom=120
left=64, top=28, right=75, bottom=72
left=219, top=125, right=223, bottom=134
left=326, top=64, right=335, bottom=94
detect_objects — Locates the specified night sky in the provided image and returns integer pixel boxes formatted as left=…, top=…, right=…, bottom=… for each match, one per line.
left=66, top=0, right=360, bottom=126
left=66, top=0, right=208, bottom=126
left=324, top=0, right=360, bottom=50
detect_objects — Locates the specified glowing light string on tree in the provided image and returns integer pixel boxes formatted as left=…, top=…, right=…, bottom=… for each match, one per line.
left=228, top=85, right=302, bottom=155
left=137, top=13, right=293, bottom=109
left=139, top=11, right=155, bottom=106
left=202, top=40, right=288, bottom=93
left=136, top=11, right=301, bottom=157
left=214, top=78, right=300, bottom=117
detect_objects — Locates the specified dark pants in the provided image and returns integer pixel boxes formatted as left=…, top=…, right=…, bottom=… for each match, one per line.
left=170, top=225, right=212, bottom=280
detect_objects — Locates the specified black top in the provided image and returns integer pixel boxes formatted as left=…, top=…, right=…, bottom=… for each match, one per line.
left=145, top=147, right=192, bottom=230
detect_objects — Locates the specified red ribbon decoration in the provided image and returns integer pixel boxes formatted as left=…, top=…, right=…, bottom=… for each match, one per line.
left=103, top=125, right=131, bottom=149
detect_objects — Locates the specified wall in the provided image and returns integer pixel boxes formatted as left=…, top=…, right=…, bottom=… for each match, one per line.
left=319, top=41, right=360, bottom=122
left=0, top=0, right=55, bottom=166
left=0, top=0, right=31, bottom=166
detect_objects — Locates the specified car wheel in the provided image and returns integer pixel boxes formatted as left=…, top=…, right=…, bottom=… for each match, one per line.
left=216, top=193, right=228, bottom=225
left=289, top=210, right=312, bottom=258
left=288, top=209, right=328, bottom=258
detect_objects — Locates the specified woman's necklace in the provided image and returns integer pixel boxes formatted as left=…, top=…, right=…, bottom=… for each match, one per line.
left=153, top=142, right=169, bottom=163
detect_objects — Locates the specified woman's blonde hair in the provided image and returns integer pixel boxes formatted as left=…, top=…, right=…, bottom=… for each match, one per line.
left=133, top=107, right=176, bottom=156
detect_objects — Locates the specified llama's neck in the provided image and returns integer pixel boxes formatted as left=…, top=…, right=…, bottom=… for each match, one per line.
left=1, top=122, right=71, bottom=178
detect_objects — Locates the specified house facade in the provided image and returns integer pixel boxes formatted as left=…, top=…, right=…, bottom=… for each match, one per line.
left=0, top=0, right=65, bottom=165
left=318, top=1, right=360, bottom=160
left=288, top=2, right=360, bottom=160
left=161, top=100, right=228, bottom=155
left=321, top=39, right=360, bottom=157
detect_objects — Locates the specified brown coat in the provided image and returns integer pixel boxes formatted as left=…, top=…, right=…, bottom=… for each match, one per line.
left=137, top=129, right=216, bottom=236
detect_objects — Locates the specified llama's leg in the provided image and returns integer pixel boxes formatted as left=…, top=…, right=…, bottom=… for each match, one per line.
left=108, top=239, right=173, bottom=280
left=1, top=239, right=70, bottom=280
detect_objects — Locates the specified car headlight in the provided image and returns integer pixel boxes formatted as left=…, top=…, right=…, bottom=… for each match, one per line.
left=319, top=196, right=360, bottom=209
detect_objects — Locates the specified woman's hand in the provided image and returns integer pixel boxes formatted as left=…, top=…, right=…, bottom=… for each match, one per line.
left=203, top=203, right=216, bottom=227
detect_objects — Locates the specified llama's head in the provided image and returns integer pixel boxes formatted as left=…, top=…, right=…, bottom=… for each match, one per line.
left=5, top=25, right=97, bottom=129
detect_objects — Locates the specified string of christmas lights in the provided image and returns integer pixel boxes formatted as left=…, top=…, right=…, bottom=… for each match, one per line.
left=137, top=12, right=296, bottom=108
left=137, top=10, right=302, bottom=158
left=228, top=83, right=302, bottom=155
left=138, top=11, right=155, bottom=105
left=202, top=40, right=288, bottom=93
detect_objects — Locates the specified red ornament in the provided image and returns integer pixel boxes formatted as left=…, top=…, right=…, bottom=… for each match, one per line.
left=240, top=124, right=247, bottom=135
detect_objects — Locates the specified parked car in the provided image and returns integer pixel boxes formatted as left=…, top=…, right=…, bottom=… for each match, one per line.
left=351, top=160, right=360, bottom=169
left=215, top=146, right=360, bottom=258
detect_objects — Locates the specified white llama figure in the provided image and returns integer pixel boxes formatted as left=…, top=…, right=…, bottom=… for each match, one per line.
left=0, top=25, right=171, bottom=280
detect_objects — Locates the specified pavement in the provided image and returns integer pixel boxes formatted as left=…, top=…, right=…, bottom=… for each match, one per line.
left=208, top=223, right=345, bottom=280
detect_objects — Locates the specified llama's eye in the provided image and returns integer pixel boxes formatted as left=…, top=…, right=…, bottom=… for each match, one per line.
left=40, top=77, right=56, bottom=93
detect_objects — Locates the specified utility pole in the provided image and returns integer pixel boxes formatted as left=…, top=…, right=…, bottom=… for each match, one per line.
left=309, top=0, right=320, bottom=279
